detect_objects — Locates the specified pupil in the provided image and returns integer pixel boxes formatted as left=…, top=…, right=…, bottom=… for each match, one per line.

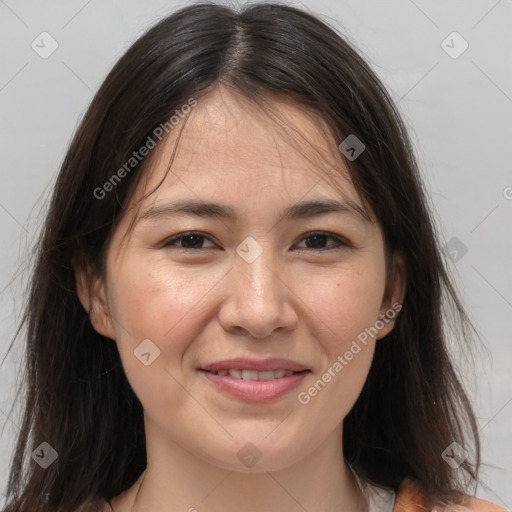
left=183, top=235, right=203, bottom=248
left=306, top=234, right=327, bottom=249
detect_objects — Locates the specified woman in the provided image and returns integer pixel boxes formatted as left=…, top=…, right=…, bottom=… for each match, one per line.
left=1, top=3, right=506, bottom=511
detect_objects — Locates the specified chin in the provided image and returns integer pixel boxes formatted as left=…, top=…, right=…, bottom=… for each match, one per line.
left=198, top=438, right=308, bottom=473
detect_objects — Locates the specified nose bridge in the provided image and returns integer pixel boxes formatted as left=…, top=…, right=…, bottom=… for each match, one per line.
left=219, top=236, right=296, bottom=338
left=249, top=257, right=277, bottom=295
left=236, top=236, right=281, bottom=305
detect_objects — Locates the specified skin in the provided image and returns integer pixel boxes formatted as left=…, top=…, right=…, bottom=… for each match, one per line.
left=76, top=85, right=406, bottom=512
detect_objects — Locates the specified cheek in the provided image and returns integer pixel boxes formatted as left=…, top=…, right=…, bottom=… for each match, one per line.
left=106, top=257, right=223, bottom=364
left=315, top=267, right=385, bottom=347
left=298, top=266, right=385, bottom=415
left=105, top=259, right=224, bottom=413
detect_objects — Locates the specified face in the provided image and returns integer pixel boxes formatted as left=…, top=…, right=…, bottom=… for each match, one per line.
left=77, top=86, right=405, bottom=473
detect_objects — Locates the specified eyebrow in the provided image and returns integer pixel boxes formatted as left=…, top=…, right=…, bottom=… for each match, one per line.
left=140, top=198, right=371, bottom=224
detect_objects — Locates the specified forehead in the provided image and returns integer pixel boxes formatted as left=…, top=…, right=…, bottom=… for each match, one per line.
left=141, top=86, right=357, bottom=201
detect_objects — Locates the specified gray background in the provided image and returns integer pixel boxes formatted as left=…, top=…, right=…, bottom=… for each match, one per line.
left=0, top=0, right=511, bottom=508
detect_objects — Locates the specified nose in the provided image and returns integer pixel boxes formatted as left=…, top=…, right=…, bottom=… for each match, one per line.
left=217, top=247, right=299, bottom=339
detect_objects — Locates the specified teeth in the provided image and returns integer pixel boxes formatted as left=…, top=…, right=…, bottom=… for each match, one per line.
left=228, top=369, right=242, bottom=379
left=258, top=371, right=276, bottom=381
left=241, top=370, right=259, bottom=381
left=214, top=369, right=298, bottom=380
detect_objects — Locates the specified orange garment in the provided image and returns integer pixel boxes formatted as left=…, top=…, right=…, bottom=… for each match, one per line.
left=394, top=478, right=508, bottom=512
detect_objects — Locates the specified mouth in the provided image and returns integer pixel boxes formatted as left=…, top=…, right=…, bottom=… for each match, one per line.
left=198, top=358, right=311, bottom=402
left=202, top=368, right=306, bottom=380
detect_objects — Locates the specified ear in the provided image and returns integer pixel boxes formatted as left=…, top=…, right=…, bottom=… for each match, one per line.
left=73, top=257, right=116, bottom=340
left=376, top=250, right=406, bottom=340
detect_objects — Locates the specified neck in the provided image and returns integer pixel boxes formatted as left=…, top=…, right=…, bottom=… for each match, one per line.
left=111, top=422, right=369, bottom=512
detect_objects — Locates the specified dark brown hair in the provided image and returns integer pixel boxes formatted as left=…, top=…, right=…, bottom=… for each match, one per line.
left=2, top=2, right=480, bottom=511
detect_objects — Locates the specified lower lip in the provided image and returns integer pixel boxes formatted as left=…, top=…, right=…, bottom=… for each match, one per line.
left=200, top=370, right=310, bottom=403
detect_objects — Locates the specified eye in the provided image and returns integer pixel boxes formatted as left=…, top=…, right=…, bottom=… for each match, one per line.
left=162, top=232, right=216, bottom=250
left=162, top=231, right=348, bottom=251
left=295, top=232, right=348, bottom=251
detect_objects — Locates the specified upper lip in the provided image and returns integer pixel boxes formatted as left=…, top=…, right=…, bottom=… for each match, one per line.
left=200, top=358, right=310, bottom=372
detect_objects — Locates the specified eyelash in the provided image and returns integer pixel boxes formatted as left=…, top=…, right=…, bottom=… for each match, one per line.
left=161, top=231, right=349, bottom=252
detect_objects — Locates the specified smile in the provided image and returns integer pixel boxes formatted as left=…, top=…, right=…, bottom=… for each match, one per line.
left=200, top=369, right=310, bottom=402
left=209, top=369, right=298, bottom=380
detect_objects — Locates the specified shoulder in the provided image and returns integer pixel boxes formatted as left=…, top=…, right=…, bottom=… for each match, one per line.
left=393, top=477, right=507, bottom=512
left=75, top=496, right=113, bottom=512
